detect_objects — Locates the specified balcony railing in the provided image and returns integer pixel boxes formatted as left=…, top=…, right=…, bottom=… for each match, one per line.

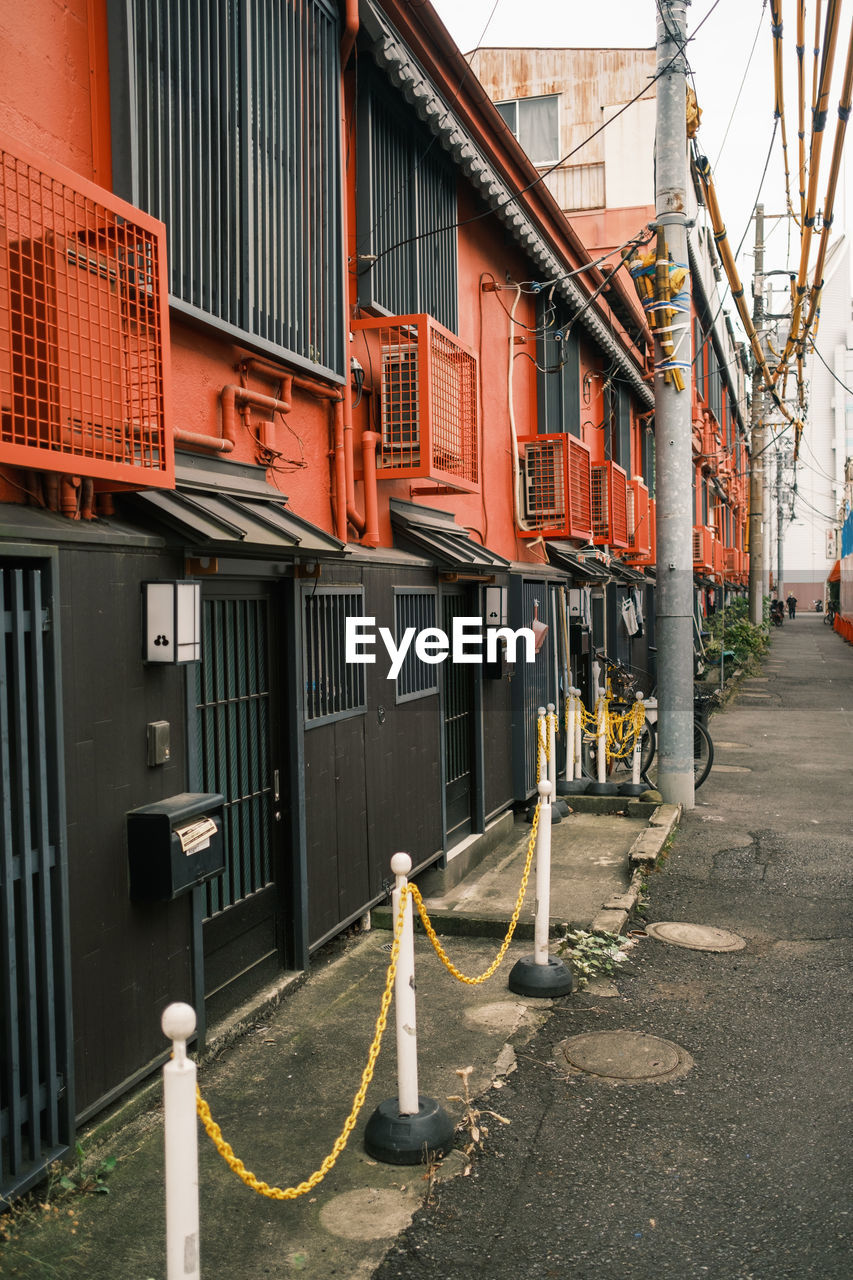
left=0, top=133, right=173, bottom=488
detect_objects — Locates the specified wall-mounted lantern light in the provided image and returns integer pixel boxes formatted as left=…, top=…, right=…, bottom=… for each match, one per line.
left=143, top=581, right=201, bottom=663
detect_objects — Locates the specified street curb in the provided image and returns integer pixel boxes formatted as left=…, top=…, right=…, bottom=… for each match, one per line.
left=591, top=803, right=683, bottom=936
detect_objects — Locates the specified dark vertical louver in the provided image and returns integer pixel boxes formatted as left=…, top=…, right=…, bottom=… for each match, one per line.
left=356, top=69, right=458, bottom=333
left=113, top=0, right=343, bottom=375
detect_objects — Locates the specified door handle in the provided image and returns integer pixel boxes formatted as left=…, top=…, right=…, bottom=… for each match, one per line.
left=273, top=768, right=280, bottom=802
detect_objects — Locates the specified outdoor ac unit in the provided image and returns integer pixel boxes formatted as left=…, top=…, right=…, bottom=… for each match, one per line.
left=380, top=344, right=421, bottom=465
left=6, top=231, right=125, bottom=454
left=523, top=443, right=564, bottom=524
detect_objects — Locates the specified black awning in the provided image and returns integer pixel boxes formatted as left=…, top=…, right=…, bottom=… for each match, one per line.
left=390, top=498, right=509, bottom=571
left=124, top=454, right=347, bottom=558
left=610, top=561, right=648, bottom=585
left=545, top=542, right=611, bottom=581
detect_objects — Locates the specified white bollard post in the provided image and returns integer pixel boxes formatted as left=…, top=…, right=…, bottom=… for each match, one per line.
left=632, top=693, right=646, bottom=787
left=364, top=855, right=455, bottom=1163
left=573, top=688, right=583, bottom=776
left=563, top=692, right=574, bottom=782
left=546, top=702, right=558, bottom=796
left=533, top=779, right=553, bottom=966
left=162, top=1003, right=200, bottom=1280
left=537, top=706, right=547, bottom=782
left=391, top=852, right=419, bottom=1117
left=508, top=779, right=574, bottom=997
left=596, top=699, right=607, bottom=784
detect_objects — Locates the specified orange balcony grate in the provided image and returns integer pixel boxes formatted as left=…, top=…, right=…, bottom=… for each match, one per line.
left=352, top=314, right=478, bottom=492
left=0, top=133, right=172, bottom=488
left=516, top=433, right=592, bottom=540
left=591, top=461, right=629, bottom=549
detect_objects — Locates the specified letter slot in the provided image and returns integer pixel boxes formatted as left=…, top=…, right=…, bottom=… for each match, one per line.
left=127, top=792, right=225, bottom=901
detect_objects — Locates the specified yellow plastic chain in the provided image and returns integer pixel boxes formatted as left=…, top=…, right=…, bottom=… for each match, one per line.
left=409, top=800, right=540, bottom=985
left=195, top=885, right=409, bottom=1200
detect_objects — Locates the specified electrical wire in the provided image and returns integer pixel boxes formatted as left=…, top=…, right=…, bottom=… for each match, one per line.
left=713, top=2, right=768, bottom=170
left=368, top=0, right=725, bottom=274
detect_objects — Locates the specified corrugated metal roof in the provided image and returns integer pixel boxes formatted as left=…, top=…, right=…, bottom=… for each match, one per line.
left=390, top=498, right=510, bottom=569
left=545, top=541, right=611, bottom=580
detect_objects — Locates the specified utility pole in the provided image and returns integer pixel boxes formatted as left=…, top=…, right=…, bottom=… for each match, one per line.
left=776, top=448, right=784, bottom=599
left=748, top=205, right=766, bottom=622
left=654, top=0, right=695, bottom=809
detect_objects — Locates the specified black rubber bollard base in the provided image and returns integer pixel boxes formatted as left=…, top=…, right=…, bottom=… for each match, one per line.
left=618, top=782, right=648, bottom=796
left=527, top=803, right=562, bottom=824
left=557, top=778, right=590, bottom=795
left=508, top=954, right=575, bottom=998
left=587, top=780, right=619, bottom=795
left=552, top=796, right=571, bottom=817
left=364, top=1096, right=456, bottom=1165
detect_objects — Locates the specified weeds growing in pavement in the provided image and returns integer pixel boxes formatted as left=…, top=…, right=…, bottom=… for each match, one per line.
left=447, top=1066, right=510, bottom=1175
left=557, top=929, right=636, bottom=986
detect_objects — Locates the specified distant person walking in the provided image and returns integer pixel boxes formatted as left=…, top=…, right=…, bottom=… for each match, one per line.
left=787, top=594, right=797, bottom=619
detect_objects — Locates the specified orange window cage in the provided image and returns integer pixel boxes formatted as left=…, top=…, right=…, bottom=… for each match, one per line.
left=591, top=461, right=629, bottom=549
left=0, top=133, right=173, bottom=489
left=516, top=433, right=592, bottom=540
left=352, top=314, right=478, bottom=493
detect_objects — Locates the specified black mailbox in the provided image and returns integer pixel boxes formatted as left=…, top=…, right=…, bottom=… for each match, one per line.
left=127, top=792, right=225, bottom=901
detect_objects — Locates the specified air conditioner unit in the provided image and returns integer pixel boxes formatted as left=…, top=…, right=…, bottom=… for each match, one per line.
left=524, top=450, right=563, bottom=523
left=380, top=343, right=421, bottom=468
left=353, top=314, right=478, bottom=491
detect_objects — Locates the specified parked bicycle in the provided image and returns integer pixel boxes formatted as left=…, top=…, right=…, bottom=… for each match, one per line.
left=824, top=601, right=838, bottom=626
left=588, top=652, right=715, bottom=790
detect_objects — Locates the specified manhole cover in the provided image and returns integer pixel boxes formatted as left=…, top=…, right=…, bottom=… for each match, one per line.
left=645, top=922, right=746, bottom=952
left=556, top=1031, right=692, bottom=1084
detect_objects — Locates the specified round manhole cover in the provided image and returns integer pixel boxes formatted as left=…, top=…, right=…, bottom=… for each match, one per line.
left=556, top=1031, right=693, bottom=1084
left=646, top=922, right=746, bottom=952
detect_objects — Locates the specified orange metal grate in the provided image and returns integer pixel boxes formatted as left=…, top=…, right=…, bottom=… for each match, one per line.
left=0, top=133, right=172, bottom=487
left=353, top=314, right=478, bottom=492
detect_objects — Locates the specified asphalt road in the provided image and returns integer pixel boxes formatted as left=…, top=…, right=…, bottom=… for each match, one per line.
left=373, top=614, right=853, bottom=1280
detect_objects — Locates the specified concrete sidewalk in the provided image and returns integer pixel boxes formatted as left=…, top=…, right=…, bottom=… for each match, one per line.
left=1, top=796, right=679, bottom=1280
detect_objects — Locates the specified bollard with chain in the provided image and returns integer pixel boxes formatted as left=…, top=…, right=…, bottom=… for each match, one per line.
left=162, top=1003, right=201, bottom=1280
left=547, top=702, right=570, bottom=816
left=557, top=690, right=589, bottom=796
left=508, top=781, right=575, bottom=998
left=588, top=693, right=619, bottom=796
left=619, top=692, right=649, bottom=796
left=364, top=854, right=455, bottom=1164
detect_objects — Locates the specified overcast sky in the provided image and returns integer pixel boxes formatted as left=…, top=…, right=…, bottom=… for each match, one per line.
left=430, top=0, right=851, bottom=293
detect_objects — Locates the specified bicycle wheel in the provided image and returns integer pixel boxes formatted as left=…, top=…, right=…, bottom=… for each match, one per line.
left=603, top=719, right=656, bottom=784
left=641, top=720, right=712, bottom=790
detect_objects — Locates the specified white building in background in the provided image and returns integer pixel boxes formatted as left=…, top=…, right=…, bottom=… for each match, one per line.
left=777, top=236, right=852, bottom=607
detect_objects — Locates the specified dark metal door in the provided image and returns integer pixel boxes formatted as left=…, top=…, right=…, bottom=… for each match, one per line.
left=441, top=589, right=474, bottom=845
left=192, top=586, right=287, bottom=1022
left=1, top=561, right=74, bottom=1202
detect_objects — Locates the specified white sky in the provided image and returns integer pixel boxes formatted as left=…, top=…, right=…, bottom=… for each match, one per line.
left=430, top=0, right=852, bottom=296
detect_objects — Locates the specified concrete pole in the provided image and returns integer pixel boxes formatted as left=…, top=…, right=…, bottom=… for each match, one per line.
left=654, top=0, right=695, bottom=809
left=776, top=449, right=784, bottom=600
left=748, top=206, right=766, bottom=623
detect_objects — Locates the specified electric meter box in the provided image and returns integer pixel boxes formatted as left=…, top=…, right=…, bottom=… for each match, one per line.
left=127, top=792, right=225, bottom=901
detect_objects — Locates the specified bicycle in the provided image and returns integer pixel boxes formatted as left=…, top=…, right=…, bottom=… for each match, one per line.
left=589, top=653, right=715, bottom=790
left=824, top=602, right=837, bottom=626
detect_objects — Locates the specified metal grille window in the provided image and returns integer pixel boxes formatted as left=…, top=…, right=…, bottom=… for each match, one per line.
left=303, top=588, right=366, bottom=725
left=109, top=0, right=343, bottom=377
left=536, top=299, right=580, bottom=436
left=394, top=590, right=439, bottom=703
left=356, top=68, right=458, bottom=333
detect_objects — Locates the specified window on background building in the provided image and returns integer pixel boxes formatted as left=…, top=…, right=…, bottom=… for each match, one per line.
left=355, top=67, right=458, bottom=332
left=108, top=0, right=343, bottom=376
left=495, top=95, right=560, bottom=166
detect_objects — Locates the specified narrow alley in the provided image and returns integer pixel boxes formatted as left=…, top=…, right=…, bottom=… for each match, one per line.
left=375, top=613, right=853, bottom=1280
